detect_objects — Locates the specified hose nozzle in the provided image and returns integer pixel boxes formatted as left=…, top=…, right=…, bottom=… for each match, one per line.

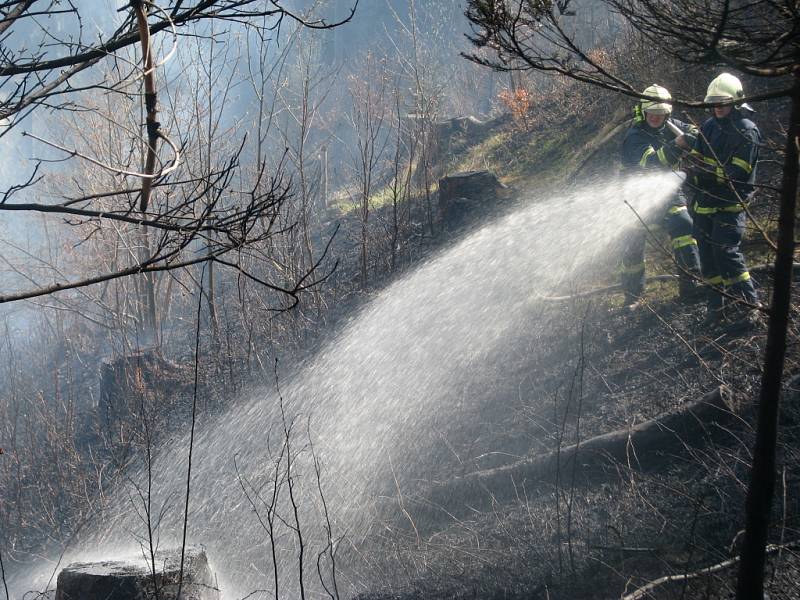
left=666, top=120, right=684, bottom=138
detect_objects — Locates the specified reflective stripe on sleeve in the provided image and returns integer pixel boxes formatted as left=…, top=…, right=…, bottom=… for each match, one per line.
left=667, top=206, right=688, bottom=215
left=692, top=152, right=727, bottom=182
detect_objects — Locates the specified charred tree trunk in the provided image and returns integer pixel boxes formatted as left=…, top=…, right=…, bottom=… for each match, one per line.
left=735, top=74, right=800, bottom=600
left=134, top=0, right=159, bottom=344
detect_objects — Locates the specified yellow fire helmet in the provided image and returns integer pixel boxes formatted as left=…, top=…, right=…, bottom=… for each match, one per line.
left=641, top=84, right=672, bottom=115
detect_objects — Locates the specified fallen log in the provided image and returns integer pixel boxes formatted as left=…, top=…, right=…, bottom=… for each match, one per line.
left=536, top=263, right=800, bottom=302
left=533, top=263, right=800, bottom=302
left=537, top=274, right=676, bottom=302
left=424, top=386, right=739, bottom=516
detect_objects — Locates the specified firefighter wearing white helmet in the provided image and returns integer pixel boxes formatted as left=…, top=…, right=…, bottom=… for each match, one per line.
left=689, top=73, right=760, bottom=324
left=704, top=72, right=753, bottom=111
left=619, top=84, right=702, bottom=308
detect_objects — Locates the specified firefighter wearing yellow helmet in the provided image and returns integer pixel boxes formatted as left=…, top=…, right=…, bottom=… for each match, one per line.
left=689, top=73, right=760, bottom=324
left=620, top=84, right=701, bottom=307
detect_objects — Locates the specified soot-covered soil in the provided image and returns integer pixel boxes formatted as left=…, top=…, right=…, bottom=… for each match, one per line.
left=351, top=273, right=800, bottom=600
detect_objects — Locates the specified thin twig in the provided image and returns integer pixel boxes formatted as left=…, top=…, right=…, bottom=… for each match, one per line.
left=622, top=542, right=799, bottom=600
left=0, top=542, right=9, bottom=600
left=21, top=130, right=180, bottom=180
left=177, top=263, right=206, bottom=600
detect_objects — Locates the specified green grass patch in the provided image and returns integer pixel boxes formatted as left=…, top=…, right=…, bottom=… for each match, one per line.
left=444, top=119, right=597, bottom=188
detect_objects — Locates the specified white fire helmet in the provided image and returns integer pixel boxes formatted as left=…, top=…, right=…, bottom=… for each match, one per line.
left=641, top=84, right=672, bottom=115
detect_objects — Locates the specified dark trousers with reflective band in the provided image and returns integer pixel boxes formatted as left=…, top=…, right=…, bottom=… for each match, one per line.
left=621, top=203, right=700, bottom=299
left=692, top=209, right=757, bottom=310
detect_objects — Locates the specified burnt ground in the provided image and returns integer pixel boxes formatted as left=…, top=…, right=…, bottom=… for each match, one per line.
left=344, top=266, right=800, bottom=599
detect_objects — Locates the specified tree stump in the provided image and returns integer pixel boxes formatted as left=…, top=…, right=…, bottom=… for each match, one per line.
left=438, top=170, right=505, bottom=229
left=98, top=350, right=191, bottom=434
left=434, top=115, right=488, bottom=140
left=56, top=547, right=218, bottom=600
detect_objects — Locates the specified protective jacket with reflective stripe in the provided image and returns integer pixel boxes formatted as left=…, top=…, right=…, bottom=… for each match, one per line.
left=690, top=110, right=760, bottom=209
left=621, top=117, right=693, bottom=172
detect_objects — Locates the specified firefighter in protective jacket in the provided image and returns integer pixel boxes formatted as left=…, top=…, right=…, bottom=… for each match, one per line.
left=688, top=73, right=760, bottom=321
left=620, top=84, right=702, bottom=307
